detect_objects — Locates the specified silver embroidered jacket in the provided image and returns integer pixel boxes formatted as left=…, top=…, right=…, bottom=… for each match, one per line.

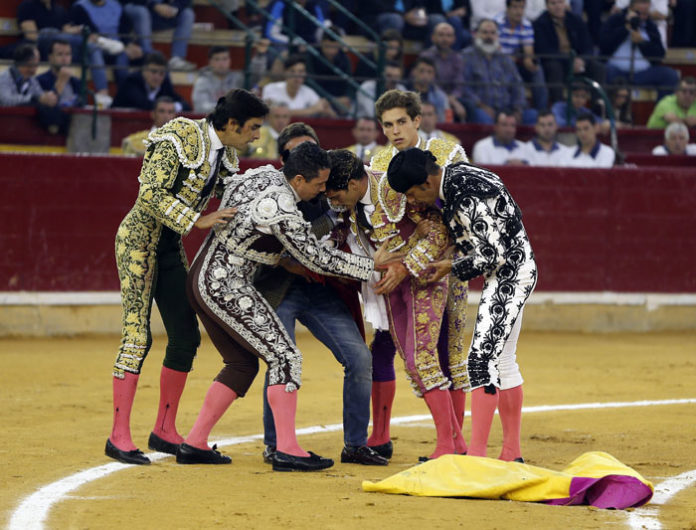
left=212, top=165, right=374, bottom=280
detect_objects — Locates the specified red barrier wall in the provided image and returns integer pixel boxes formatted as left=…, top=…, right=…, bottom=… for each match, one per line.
left=1, top=153, right=694, bottom=293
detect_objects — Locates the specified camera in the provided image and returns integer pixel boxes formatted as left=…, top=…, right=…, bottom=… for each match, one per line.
left=629, top=16, right=641, bottom=30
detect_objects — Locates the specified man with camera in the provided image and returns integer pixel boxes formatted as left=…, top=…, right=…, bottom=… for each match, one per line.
left=599, top=0, right=678, bottom=100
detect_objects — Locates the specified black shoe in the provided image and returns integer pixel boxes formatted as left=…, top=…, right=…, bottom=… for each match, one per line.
left=176, top=443, right=231, bottom=464
left=105, top=439, right=150, bottom=465
left=418, top=455, right=430, bottom=463
left=262, top=445, right=276, bottom=464
left=341, top=445, right=388, bottom=466
left=148, top=432, right=180, bottom=455
left=513, top=457, right=525, bottom=464
left=368, top=440, right=393, bottom=459
left=271, top=451, right=334, bottom=472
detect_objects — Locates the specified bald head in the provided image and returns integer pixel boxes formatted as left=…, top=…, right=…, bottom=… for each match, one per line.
left=431, top=22, right=456, bottom=51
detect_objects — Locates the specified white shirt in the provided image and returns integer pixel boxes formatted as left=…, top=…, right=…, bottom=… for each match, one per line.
left=652, top=144, right=696, bottom=155
left=565, top=142, right=616, bottom=167
left=523, top=138, right=574, bottom=166
left=261, top=81, right=320, bottom=111
left=207, top=122, right=224, bottom=179
left=472, top=135, right=529, bottom=165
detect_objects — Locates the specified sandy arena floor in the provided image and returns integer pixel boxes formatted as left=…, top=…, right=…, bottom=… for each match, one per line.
left=1, top=331, right=695, bottom=529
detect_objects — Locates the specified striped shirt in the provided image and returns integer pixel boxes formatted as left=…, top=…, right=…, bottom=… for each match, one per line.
left=495, top=13, right=535, bottom=56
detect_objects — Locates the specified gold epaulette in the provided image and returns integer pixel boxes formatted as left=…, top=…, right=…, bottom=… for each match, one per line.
left=146, top=117, right=206, bottom=169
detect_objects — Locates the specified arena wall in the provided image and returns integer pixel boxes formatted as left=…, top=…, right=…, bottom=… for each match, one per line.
left=1, top=153, right=694, bottom=335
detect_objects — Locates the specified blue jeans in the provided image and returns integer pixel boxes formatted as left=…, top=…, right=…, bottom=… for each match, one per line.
left=262, top=280, right=372, bottom=448
left=123, top=4, right=195, bottom=58
left=606, top=63, right=679, bottom=101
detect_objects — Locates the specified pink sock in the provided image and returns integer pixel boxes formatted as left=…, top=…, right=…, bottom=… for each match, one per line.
left=267, top=384, right=309, bottom=457
left=498, top=385, right=524, bottom=461
left=468, top=386, right=499, bottom=457
left=423, top=388, right=456, bottom=459
left=367, top=380, right=396, bottom=446
left=152, top=366, right=188, bottom=444
left=450, top=389, right=468, bottom=454
left=184, top=381, right=237, bottom=450
left=110, top=373, right=140, bottom=451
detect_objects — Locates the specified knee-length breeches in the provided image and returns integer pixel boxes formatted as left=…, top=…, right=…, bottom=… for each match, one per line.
left=113, top=208, right=200, bottom=378
left=187, top=239, right=303, bottom=396
left=387, top=277, right=451, bottom=396
left=468, top=232, right=537, bottom=391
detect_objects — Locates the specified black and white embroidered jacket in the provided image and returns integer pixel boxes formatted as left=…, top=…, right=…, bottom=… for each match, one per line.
left=441, top=162, right=525, bottom=282
left=212, top=165, right=374, bottom=281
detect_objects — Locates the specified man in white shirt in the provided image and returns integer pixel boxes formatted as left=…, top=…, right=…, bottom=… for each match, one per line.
left=472, top=109, right=528, bottom=166
left=261, top=54, right=335, bottom=117
left=418, top=101, right=460, bottom=144
left=652, top=122, right=696, bottom=155
left=523, top=110, right=573, bottom=166
left=566, top=112, right=616, bottom=167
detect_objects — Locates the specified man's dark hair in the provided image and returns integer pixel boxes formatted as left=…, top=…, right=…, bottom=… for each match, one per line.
left=410, top=56, right=436, bottom=72
left=283, top=141, right=330, bottom=182
left=536, top=109, right=555, bottom=121
left=143, top=51, right=167, bottom=68
left=576, top=111, right=596, bottom=125
left=375, top=89, right=421, bottom=123
left=13, top=43, right=38, bottom=66
left=385, top=59, right=403, bottom=71
left=387, top=148, right=439, bottom=194
left=506, top=0, right=525, bottom=7
left=208, top=45, right=229, bottom=58
left=678, top=76, right=696, bottom=89
left=154, top=95, right=175, bottom=107
left=49, top=38, right=71, bottom=55
left=284, top=53, right=306, bottom=70
left=326, top=149, right=365, bottom=191
left=571, top=82, right=591, bottom=95
left=277, top=122, right=320, bottom=159
left=495, top=108, right=517, bottom=123
left=207, top=88, right=269, bottom=130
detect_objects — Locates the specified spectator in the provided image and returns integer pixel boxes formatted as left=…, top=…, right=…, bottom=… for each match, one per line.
left=472, top=109, right=529, bottom=165
left=354, top=0, right=447, bottom=44
left=354, top=29, right=403, bottom=82
left=407, top=56, right=450, bottom=122
left=0, top=43, right=68, bottom=134
left=120, top=95, right=177, bottom=156
left=613, top=0, right=669, bottom=48
left=355, top=60, right=407, bottom=118
left=599, top=0, right=679, bottom=100
left=646, top=77, right=696, bottom=129
left=265, top=0, right=329, bottom=48
left=495, top=0, right=548, bottom=110
left=36, top=38, right=83, bottom=108
left=306, top=31, right=354, bottom=116
left=461, top=19, right=536, bottom=124
left=606, top=78, right=633, bottom=128
left=16, top=0, right=113, bottom=105
left=121, top=0, right=196, bottom=71
left=523, top=109, right=573, bottom=165
left=652, top=122, right=696, bottom=155
left=69, top=0, right=143, bottom=88
left=469, top=0, right=505, bottom=31
left=261, top=54, right=336, bottom=117
left=419, top=22, right=468, bottom=122
left=425, top=0, right=473, bottom=50
left=112, top=51, right=191, bottom=111
left=566, top=112, right=615, bottom=167
left=192, top=46, right=243, bottom=113
left=533, top=0, right=605, bottom=103
left=345, top=117, right=385, bottom=163
left=248, top=100, right=292, bottom=159
left=671, top=0, right=696, bottom=47
left=552, top=82, right=610, bottom=133
left=418, top=101, right=461, bottom=143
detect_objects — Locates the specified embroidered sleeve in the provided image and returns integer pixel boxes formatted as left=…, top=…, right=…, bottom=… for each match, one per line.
left=402, top=208, right=450, bottom=278
left=269, top=197, right=373, bottom=282
left=137, top=140, right=201, bottom=235
left=450, top=195, right=507, bottom=281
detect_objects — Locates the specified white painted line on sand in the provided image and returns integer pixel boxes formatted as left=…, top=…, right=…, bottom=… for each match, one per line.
left=8, top=398, right=696, bottom=530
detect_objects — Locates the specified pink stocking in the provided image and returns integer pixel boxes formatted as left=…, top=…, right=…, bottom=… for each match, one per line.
left=498, top=385, right=524, bottom=461
left=468, top=386, right=499, bottom=457
left=367, top=380, right=396, bottom=446
left=152, top=366, right=188, bottom=444
left=110, top=373, right=140, bottom=451
left=450, top=389, right=468, bottom=454
left=184, top=381, right=237, bottom=450
left=267, top=384, right=309, bottom=457
left=422, top=388, right=456, bottom=459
